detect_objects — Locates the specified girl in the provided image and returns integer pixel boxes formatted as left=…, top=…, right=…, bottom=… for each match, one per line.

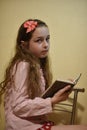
left=0, top=19, right=86, bottom=130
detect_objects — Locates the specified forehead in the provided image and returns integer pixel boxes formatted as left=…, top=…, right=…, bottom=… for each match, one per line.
left=32, top=26, right=49, bottom=38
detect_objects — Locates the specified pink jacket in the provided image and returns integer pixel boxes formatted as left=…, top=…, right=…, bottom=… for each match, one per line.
left=4, top=61, right=52, bottom=130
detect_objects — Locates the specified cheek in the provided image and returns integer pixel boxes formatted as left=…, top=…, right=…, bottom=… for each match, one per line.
left=29, top=44, right=41, bottom=55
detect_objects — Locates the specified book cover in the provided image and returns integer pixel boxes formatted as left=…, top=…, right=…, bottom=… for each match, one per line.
left=41, top=73, right=82, bottom=99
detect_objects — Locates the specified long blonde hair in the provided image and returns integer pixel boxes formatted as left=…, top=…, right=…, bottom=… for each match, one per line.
left=0, top=19, right=52, bottom=101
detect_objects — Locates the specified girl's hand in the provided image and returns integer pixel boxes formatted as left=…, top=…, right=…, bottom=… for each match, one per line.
left=51, top=85, right=71, bottom=105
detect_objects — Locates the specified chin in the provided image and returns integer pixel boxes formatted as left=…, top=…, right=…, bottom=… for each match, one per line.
left=39, top=55, right=48, bottom=58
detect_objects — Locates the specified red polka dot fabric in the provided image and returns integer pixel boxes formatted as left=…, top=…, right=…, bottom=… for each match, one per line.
left=37, top=121, right=54, bottom=130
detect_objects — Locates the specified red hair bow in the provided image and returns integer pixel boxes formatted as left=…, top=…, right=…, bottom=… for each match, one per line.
left=24, top=21, right=37, bottom=33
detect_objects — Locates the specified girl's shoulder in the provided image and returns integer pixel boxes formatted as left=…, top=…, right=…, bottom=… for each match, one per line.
left=13, top=60, right=30, bottom=73
left=17, top=61, right=29, bottom=67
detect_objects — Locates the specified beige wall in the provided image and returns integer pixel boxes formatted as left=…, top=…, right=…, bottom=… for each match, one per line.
left=0, top=0, right=87, bottom=129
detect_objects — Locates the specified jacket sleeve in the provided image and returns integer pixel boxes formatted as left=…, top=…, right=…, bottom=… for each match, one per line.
left=11, top=61, right=52, bottom=118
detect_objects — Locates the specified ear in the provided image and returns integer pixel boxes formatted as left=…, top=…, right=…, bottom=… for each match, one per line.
left=21, top=41, right=29, bottom=49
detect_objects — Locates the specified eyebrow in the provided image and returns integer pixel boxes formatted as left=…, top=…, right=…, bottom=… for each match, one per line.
left=35, top=35, right=50, bottom=39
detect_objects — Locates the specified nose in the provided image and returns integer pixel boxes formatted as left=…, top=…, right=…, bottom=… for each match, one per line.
left=43, top=40, right=49, bottom=49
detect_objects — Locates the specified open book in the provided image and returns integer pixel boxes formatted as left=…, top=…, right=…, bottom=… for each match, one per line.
left=41, top=73, right=82, bottom=99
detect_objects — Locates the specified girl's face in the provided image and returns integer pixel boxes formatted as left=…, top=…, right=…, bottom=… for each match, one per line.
left=28, top=26, right=50, bottom=58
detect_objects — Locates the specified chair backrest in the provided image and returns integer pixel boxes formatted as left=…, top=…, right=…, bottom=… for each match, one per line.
left=53, top=88, right=85, bottom=124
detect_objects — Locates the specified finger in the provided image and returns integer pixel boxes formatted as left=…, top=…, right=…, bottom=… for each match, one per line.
left=60, top=85, right=71, bottom=94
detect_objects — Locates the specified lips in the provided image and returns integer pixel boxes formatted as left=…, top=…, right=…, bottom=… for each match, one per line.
left=41, top=50, right=48, bottom=54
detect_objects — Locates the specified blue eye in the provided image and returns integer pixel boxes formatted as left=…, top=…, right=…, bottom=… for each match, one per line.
left=35, top=39, right=42, bottom=43
left=46, top=37, right=50, bottom=42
